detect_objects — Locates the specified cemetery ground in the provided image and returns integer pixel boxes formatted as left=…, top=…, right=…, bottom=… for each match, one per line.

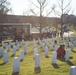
left=0, top=36, right=76, bottom=75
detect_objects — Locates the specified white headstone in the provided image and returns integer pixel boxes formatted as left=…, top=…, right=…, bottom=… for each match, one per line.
left=34, top=44, right=36, bottom=48
left=26, top=41, right=29, bottom=47
left=7, top=44, right=10, bottom=51
left=0, top=48, right=1, bottom=57
left=54, top=45, right=58, bottom=51
left=3, top=51, right=8, bottom=63
left=52, top=51, right=57, bottom=64
left=70, top=44, right=74, bottom=51
left=33, top=39, right=36, bottom=43
left=9, top=41, right=11, bottom=45
left=65, top=50, right=70, bottom=61
left=68, top=42, right=72, bottom=48
left=17, top=44, right=20, bottom=50
left=70, top=66, right=76, bottom=75
left=4, top=43, right=7, bottom=49
left=35, top=54, right=40, bottom=68
left=0, top=48, right=4, bottom=57
left=66, top=37, right=69, bottom=42
left=45, top=46, right=48, bottom=57
left=13, top=57, right=20, bottom=73
left=16, top=40, right=18, bottom=45
left=45, top=41, right=48, bottom=47
left=24, top=45, right=28, bottom=54
left=34, top=48, right=38, bottom=57
left=22, top=39, right=24, bottom=44
left=12, top=46, right=16, bottom=55
left=50, top=43, right=53, bottom=50
left=73, top=41, right=76, bottom=47
left=12, top=42, right=15, bottom=46
left=20, top=42, right=22, bottom=47
left=40, top=42, right=43, bottom=47
left=57, top=40, right=60, bottom=46
left=20, top=50, right=24, bottom=61
left=1, top=41, right=4, bottom=47
left=63, top=42, right=66, bottom=46
left=38, top=39, right=41, bottom=45
left=42, top=44, right=45, bottom=52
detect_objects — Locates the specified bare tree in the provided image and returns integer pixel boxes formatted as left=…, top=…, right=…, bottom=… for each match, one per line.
left=53, top=0, right=71, bottom=38
left=0, top=0, right=11, bottom=22
left=27, top=0, right=55, bottom=35
left=0, top=0, right=11, bottom=42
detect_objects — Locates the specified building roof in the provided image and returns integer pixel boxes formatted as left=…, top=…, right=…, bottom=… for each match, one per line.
left=0, top=14, right=60, bottom=26
left=0, top=23, right=31, bottom=26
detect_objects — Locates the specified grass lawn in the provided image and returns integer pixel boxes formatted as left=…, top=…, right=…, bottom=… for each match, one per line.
left=0, top=37, right=76, bottom=75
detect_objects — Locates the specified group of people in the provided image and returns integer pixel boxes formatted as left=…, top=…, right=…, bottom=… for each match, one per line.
left=42, top=31, right=59, bottom=38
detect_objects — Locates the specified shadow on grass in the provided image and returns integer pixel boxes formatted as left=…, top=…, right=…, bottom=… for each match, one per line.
left=45, top=56, right=49, bottom=58
left=20, top=60, right=23, bottom=62
left=34, top=67, right=41, bottom=74
left=52, top=64, right=60, bottom=69
left=11, top=54, right=15, bottom=57
left=71, top=50, right=76, bottom=53
left=12, top=72, right=19, bottom=75
left=0, top=62, right=6, bottom=66
left=67, top=61, right=74, bottom=66
left=57, top=57, right=65, bottom=62
left=0, top=56, right=3, bottom=59
left=24, top=53, right=27, bottom=55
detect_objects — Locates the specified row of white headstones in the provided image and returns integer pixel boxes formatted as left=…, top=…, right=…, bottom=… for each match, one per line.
left=0, top=39, right=29, bottom=73
left=0, top=39, right=26, bottom=57
left=34, top=38, right=70, bottom=64
left=33, top=37, right=76, bottom=75
left=0, top=37, right=76, bottom=75
left=12, top=36, right=76, bottom=74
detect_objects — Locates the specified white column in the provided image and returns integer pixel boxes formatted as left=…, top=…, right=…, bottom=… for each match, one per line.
left=13, top=57, right=20, bottom=73
left=70, top=66, right=76, bottom=75
left=35, top=54, right=40, bottom=68
left=4, top=51, right=8, bottom=63
left=52, top=51, right=57, bottom=64
left=45, top=46, right=48, bottom=57
left=65, top=50, right=70, bottom=61
left=20, top=50, right=24, bottom=61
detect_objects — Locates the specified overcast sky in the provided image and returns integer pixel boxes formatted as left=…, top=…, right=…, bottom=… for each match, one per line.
left=8, top=0, right=76, bottom=17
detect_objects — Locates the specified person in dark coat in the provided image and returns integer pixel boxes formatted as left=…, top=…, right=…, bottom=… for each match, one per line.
left=56, top=45, right=65, bottom=58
